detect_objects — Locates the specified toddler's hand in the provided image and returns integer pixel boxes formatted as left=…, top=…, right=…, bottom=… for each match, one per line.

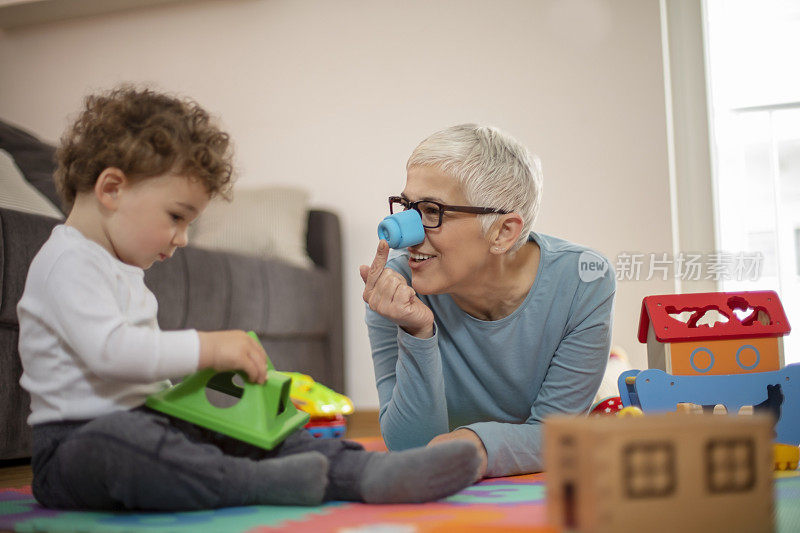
left=197, top=330, right=268, bottom=384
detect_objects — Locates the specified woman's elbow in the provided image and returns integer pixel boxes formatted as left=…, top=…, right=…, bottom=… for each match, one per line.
left=378, top=414, right=429, bottom=451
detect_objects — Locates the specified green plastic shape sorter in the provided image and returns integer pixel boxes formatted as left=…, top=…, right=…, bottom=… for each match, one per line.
left=145, top=331, right=309, bottom=450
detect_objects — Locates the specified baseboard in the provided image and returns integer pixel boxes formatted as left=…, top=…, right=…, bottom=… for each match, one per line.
left=345, top=409, right=381, bottom=439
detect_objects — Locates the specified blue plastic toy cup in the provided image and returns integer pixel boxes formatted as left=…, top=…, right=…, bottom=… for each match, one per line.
left=377, top=209, right=425, bottom=249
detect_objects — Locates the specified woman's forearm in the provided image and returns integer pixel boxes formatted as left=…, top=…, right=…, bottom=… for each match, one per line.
left=368, top=311, right=450, bottom=449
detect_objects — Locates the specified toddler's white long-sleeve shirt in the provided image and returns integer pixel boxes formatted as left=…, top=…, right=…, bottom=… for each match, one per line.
left=18, top=225, right=199, bottom=425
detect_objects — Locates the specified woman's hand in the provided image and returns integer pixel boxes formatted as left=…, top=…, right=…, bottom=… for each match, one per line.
left=360, top=240, right=435, bottom=338
left=428, top=429, right=488, bottom=480
left=197, top=330, right=268, bottom=384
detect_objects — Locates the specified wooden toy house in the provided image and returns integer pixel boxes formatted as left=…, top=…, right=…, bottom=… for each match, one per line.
left=638, top=291, right=790, bottom=376
left=544, top=414, right=774, bottom=533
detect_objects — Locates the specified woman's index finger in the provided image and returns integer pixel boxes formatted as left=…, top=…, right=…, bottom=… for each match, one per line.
left=365, top=240, right=390, bottom=289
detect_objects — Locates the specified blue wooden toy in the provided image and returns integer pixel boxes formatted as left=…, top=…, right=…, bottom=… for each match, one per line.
left=618, top=364, right=800, bottom=445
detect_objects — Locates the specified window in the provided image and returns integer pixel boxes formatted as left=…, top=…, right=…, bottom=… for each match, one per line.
left=705, top=0, right=800, bottom=364
left=795, top=228, right=800, bottom=276
left=706, top=438, right=756, bottom=494
left=624, top=442, right=676, bottom=498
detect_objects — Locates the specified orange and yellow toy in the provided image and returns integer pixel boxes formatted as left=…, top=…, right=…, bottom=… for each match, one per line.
left=279, top=371, right=354, bottom=439
left=638, top=290, right=790, bottom=375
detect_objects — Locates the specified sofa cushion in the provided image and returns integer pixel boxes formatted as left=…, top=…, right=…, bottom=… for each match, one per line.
left=189, top=186, right=313, bottom=269
left=0, top=149, right=64, bottom=219
left=145, top=246, right=329, bottom=337
left=0, top=209, right=59, bottom=326
left=0, top=120, right=64, bottom=213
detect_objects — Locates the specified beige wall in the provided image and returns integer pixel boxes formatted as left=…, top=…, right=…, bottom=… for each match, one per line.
left=0, top=0, right=676, bottom=408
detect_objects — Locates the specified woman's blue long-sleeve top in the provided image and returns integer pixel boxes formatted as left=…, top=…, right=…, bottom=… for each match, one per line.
left=365, top=232, right=616, bottom=477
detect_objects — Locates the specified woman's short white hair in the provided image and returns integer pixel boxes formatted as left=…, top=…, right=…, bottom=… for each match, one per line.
left=406, top=123, right=543, bottom=253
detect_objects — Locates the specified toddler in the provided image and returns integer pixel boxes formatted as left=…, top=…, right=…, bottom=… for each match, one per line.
left=17, top=86, right=479, bottom=511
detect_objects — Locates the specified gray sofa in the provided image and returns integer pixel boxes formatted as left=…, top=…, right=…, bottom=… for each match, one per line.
left=0, top=120, right=344, bottom=461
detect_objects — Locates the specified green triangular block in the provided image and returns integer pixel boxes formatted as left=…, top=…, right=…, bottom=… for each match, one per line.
left=145, top=332, right=308, bottom=450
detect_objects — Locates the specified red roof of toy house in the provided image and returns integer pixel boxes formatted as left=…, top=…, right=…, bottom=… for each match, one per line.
left=637, top=290, right=791, bottom=343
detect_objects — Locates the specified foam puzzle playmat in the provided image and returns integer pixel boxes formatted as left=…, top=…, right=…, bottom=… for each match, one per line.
left=2, top=471, right=799, bottom=532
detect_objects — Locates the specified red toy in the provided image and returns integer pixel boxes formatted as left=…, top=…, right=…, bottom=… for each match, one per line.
left=305, top=414, right=346, bottom=439
left=589, top=396, right=624, bottom=416
left=638, top=290, right=790, bottom=375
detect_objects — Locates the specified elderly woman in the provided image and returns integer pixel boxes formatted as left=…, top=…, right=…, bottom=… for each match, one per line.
left=359, top=124, right=615, bottom=478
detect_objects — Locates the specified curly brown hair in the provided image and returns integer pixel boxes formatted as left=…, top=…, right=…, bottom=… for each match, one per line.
left=55, top=86, right=234, bottom=210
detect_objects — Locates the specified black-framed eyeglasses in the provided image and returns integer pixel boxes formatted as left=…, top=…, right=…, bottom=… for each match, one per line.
left=389, top=195, right=509, bottom=229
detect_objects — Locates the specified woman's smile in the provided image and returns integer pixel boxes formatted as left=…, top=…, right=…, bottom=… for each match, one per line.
left=408, top=249, right=437, bottom=270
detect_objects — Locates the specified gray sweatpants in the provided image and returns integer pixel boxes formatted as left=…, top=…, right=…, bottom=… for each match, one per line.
left=31, top=406, right=370, bottom=511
